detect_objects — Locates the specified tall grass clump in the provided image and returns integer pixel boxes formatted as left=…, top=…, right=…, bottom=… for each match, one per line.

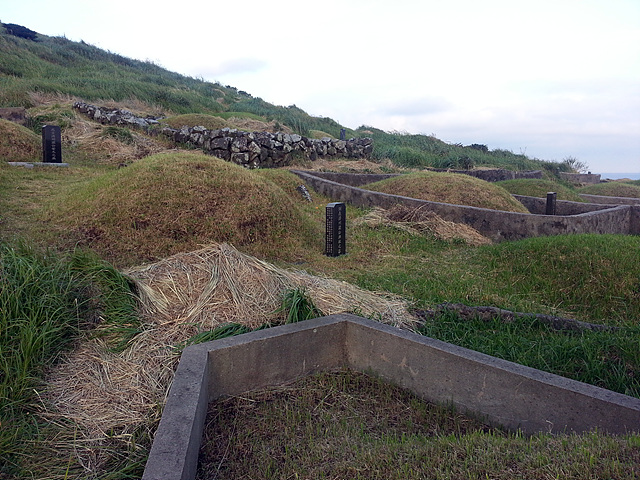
left=0, top=241, right=139, bottom=476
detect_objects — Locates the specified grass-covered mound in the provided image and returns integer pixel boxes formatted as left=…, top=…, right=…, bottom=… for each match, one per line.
left=46, top=152, right=321, bottom=267
left=0, top=118, right=40, bottom=162
left=578, top=181, right=640, bottom=199
left=161, top=113, right=230, bottom=130
left=363, top=171, right=530, bottom=213
left=496, top=178, right=584, bottom=202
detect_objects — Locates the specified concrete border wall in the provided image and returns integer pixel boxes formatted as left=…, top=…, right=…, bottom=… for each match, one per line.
left=304, top=170, right=542, bottom=187
left=292, top=170, right=636, bottom=242
left=142, top=314, right=640, bottom=480
left=512, top=194, right=614, bottom=215
left=579, top=193, right=640, bottom=206
left=560, top=172, right=601, bottom=184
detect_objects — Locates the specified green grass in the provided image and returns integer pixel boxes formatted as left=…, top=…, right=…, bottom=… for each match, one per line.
left=0, top=242, right=139, bottom=477
left=356, top=125, right=571, bottom=174
left=199, top=369, right=640, bottom=480
left=418, top=312, right=640, bottom=397
left=578, top=181, right=640, bottom=198
left=496, top=178, right=584, bottom=202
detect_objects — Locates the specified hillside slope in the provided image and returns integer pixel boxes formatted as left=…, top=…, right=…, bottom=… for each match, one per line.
left=0, top=22, right=575, bottom=174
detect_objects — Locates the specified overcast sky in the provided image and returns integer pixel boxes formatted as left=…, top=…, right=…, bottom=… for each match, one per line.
left=3, top=0, right=639, bottom=174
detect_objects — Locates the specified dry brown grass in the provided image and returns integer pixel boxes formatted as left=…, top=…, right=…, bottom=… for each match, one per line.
left=354, top=206, right=492, bottom=246
left=225, top=116, right=292, bottom=133
left=42, top=243, right=415, bottom=474
left=303, top=157, right=405, bottom=174
left=162, top=113, right=230, bottom=131
left=0, top=118, right=40, bottom=162
left=365, top=171, right=530, bottom=213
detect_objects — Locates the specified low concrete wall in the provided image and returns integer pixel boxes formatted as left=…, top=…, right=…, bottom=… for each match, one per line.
left=142, top=314, right=640, bottom=480
left=579, top=193, right=640, bottom=206
left=292, top=170, right=635, bottom=242
left=305, top=170, right=542, bottom=187
left=512, top=195, right=614, bottom=215
left=427, top=168, right=543, bottom=182
left=560, top=172, right=601, bottom=185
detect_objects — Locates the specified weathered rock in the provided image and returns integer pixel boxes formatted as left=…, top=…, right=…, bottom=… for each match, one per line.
left=72, top=101, right=373, bottom=168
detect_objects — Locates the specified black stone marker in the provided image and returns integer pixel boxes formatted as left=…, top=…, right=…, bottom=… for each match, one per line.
left=42, top=125, right=62, bottom=163
left=340, top=128, right=346, bottom=141
left=546, top=192, right=557, bottom=215
left=325, top=202, right=346, bottom=257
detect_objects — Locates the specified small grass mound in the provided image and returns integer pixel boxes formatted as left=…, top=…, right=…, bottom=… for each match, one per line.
left=161, top=113, right=230, bottom=130
left=496, top=178, right=583, bottom=202
left=0, top=118, right=40, bottom=162
left=46, top=152, right=320, bottom=267
left=578, top=182, right=640, bottom=199
left=364, top=171, right=530, bottom=213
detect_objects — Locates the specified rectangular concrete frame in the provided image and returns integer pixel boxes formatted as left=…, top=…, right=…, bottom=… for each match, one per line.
left=142, top=314, right=640, bottom=480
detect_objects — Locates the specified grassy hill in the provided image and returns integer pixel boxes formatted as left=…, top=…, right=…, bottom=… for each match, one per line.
left=1, top=22, right=577, bottom=173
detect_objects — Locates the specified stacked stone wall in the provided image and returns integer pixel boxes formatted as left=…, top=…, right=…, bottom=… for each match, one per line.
left=73, top=102, right=372, bottom=168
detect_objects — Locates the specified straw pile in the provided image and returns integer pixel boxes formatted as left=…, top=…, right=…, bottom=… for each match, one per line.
left=43, top=243, right=415, bottom=471
left=353, top=205, right=492, bottom=246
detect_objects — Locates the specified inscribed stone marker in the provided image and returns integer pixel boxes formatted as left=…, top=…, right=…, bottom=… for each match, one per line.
left=42, top=125, right=62, bottom=163
left=546, top=192, right=557, bottom=216
left=325, top=202, right=346, bottom=257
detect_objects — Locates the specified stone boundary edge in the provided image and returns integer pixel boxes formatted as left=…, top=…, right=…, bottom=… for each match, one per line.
left=142, top=314, right=640, bottom=480
left=292, top=170, right=640, bottom=241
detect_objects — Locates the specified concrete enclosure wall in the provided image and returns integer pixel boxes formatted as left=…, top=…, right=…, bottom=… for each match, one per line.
left=142, top=315, right=640, bottom=480
left=560, top=172, right=601, bottom=185
left=293, top=170, right=638, bottom=242
left=305, top=170, right=543, bottom=187
left=579, top=193, right=640, bottom=206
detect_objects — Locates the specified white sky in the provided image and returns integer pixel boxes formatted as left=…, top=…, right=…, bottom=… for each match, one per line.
left=3, top=0, right=639, bottom=173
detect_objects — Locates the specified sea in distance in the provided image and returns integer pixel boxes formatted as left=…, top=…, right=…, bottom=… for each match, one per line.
left=597, top=172, right=640, bottom=180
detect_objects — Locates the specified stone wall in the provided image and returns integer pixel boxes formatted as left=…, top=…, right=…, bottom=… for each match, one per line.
left=73, top=102, right=372, bottom=168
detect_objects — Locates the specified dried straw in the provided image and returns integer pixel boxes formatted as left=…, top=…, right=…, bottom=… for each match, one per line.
left=353, top=205, right=492, bottom=246
left=43, top=243, right=415, bottom=472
